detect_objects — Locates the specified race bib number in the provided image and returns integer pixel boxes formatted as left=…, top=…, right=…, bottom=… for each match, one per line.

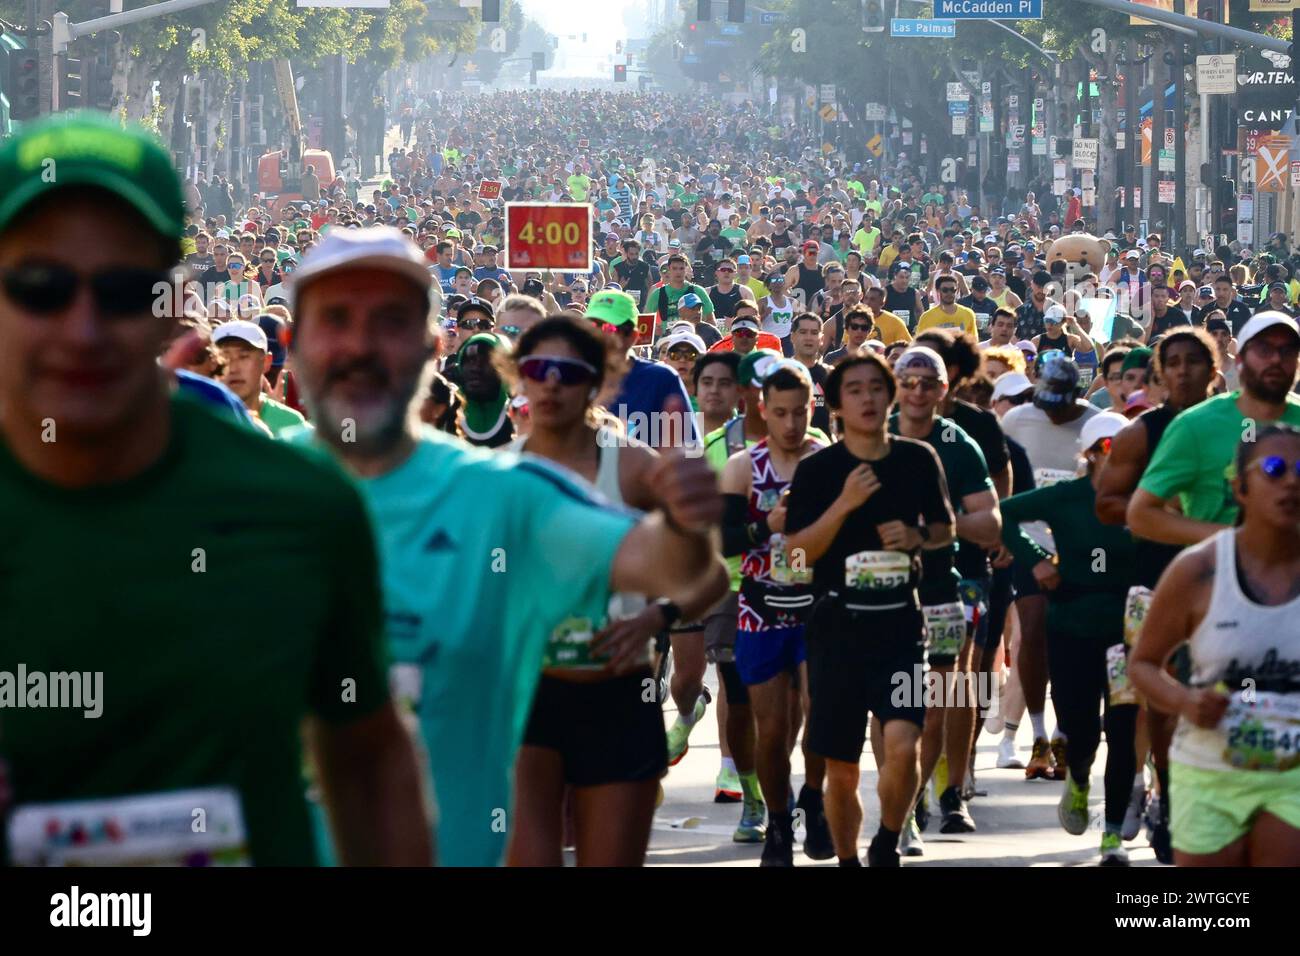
left=1222, top=692, right=1300, bottom=771
left=845, top=550, right=911, bottom=591
left=770, top=534, right=813, bottom=586
left=543, top=615, right=601, bottom=670
left=1033, top=467, right=1076, bottom=488
left=1123, top=586, right=1152, bottom=651
left=9, top=787, right=251, bottom=866
left=1107, top=642, right=1138, bottom=707
left=923, top=601, right=966, bottom=658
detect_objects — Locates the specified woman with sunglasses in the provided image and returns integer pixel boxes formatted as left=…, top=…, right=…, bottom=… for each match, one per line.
left=505, top=315, right=728, bottom=867
left=216, top=252, right=263, bottom=319
left=998, top=411, right=1139, bottom=865
left=254, top=247, right=282, bottom=290
left=1130, top=424, right=1300, bottom=867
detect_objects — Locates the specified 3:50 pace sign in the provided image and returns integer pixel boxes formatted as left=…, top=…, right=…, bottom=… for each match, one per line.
left=504, top=203, right=594, bottom=271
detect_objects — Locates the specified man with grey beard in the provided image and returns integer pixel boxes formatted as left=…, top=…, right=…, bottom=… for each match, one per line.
left=286, top=226, right=728, bottom=866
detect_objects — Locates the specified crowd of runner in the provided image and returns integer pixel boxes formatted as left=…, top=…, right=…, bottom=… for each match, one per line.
left=1, top=91, right=1298, bottom=869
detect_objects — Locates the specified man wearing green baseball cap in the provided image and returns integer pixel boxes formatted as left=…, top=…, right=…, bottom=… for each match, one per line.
left=586, top=289, right=697, bottom=451
left=0, top=112, right=431, bottom=866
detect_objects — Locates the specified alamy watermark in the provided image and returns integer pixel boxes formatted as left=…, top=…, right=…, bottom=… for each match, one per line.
left=0, top=665, right=102, bottom=718
left=891, top=665, right=1002, bottom=716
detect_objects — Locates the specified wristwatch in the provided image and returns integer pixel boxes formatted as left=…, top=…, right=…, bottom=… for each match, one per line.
left=655, top=598, right=682, bottom=631
left=916, top=524, right=932, bottom=544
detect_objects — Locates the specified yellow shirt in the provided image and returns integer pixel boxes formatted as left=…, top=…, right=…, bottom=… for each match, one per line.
left=866, top=310, right=913, bottom=346
left=878, top=245, right=901, bottom=272
left=744, top=277, right=770, bottom=299
left=915, top=304, right=978, bottom=337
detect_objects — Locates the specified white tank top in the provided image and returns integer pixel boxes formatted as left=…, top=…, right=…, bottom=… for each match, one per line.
left=764, top=298, right=795, bottom=338
left=1170, top=528, right=1300, bottom=771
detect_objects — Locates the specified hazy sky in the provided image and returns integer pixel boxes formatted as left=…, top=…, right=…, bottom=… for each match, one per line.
left=516, top=0, right=635, bottom=77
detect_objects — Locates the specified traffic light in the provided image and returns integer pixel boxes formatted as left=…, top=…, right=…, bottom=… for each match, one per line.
left=481, top=0, right=500, bottom=22
left=5, top=47, right=41, bottom=120
left=862, top=0, right=885, bottom=33
left=727, top=0, right=745, bottom=23
left=1201, top=162, right=1215, bottom=188
left=532, top=51, right=546, bottom=71
left=614, top=64, right=627, bottom=83
left=63, top=58, right=84, bottom=107
left=697, top=0, right=711, bottom=22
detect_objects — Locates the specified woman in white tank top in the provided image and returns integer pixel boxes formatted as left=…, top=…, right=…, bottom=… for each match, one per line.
left=1131, top=424, right=1300, bottom=867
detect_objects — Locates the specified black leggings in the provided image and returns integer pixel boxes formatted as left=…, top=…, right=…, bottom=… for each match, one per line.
left=1047, top=629, right=1138, bottom=827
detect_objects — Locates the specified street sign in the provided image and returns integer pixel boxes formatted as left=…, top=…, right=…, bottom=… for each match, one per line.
left=867, top=134, right=884, bottom=157
left=1133, top=188, right=1142, bottom=209
left=1196, top=54, right=1237, bottom=94
left=1158, top=149, right=1175, bottom=173
left=1053, top=158, right=1068, bottom=179
left=1009, top=95, right=1019, bottom=110
left=1082, top=188, right=1096, bottom=206
left=505, top=203, right=593, bottom=270
left=1032, top=137, right=1046, bottom=155
left=820, top=84, right=837, bottom=103
left=1158, top=180, right=1175, bottom=204
left=1053, top=179, right=1067, bottom=195
left=948, top=101, right=969, bottom=115
left=946, top=83, right=967, bottom=102
left=936, top=0, right=1042, bottom=18
left=864, top=103, right=887, bottom=121
left=1164, top=127, right=1175, bottom=150
left=720, top=23, right=741, bottom=35
left=890, top=18, right=956, bottom=37
left=1292, top=161, right=1300, bottom=187
left=759, top=11, right=787, bottom=25
left=1072, top=138, right=1099, bottom=170
left=820, top=104, right=839, bottom=122
left=478, top=179, right=502, bottom=200
left=980, top=100, right=994, bottom=133
left=952, top=116, right=967, bottom=135
left=1008, top=155, right=1021, bottom=172
left=1117, top=130, right=1125, bottom=149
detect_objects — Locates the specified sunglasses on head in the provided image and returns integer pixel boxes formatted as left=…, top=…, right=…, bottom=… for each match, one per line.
left=519, top=355, right=598, bottom=386
left=0, top=263, right=173, bottom=317
left=1253, top=455, right=1300, bottom=479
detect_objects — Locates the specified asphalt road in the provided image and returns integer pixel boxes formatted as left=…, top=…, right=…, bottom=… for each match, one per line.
left=647, top=669, right=1162, bottom=867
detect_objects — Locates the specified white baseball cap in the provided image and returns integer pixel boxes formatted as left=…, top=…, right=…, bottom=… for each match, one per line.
left=289, top=226, right=433, bottom=310
left=212, top=319, right=268, bottom=351
left=991, top=371, right=1033, bottom=402
left=1237, top=311, right=1300, bottom=352
left=1078, top=411, right=1129, bottom=451
left=661, top=331, right=707, bottom=355
left=1044, top=304, right=1067, bottom=323
left=894, top=346, right=949, bottom=385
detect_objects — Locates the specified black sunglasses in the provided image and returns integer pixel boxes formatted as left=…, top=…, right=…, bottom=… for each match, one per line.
left=0, top=263, right=172, bottom=317
left=457, top=316, right=494, bottom=331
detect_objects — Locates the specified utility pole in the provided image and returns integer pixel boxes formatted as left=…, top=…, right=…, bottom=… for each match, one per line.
left=1173, top=0, right=1186, bottom=252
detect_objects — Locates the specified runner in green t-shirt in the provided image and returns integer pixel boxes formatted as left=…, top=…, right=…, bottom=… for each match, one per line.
left=1131, top=314, right=1300, bottom=544
left=0, top=113, right=429, bottom=867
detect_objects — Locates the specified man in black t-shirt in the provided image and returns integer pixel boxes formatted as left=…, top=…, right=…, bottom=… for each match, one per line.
left=790, top=312, right=833, bottom=435
left=785, top=353, right=955, bottom=868
left=613, top=238, right=653, bottom=310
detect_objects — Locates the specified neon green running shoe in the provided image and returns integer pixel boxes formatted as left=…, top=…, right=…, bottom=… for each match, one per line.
left=1058, top=775, right=1090, bottom=836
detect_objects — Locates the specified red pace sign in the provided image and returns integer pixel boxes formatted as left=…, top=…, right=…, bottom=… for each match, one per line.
left=504, top=203, right=593, bottom=270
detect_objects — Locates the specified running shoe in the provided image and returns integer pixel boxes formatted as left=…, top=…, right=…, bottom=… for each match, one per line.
left=866, top=834, right=901, bottom=868
left=797, top=785, right=835, bottom=861
left=900, top=813, right=925, bottom=857
left=914, top=790, right=931, bottom=832
left=714, top=766, right=742, bottom=804
left=760, top=818, right=794, bottom=867
left=733, top=795, right=766, bottom=844
left=1122, top=783, right=1146, bottom=841
left=996, top=737, right=1024, bottom=769
left=1057, top=776, right=1089, bottom=836
left=1025, top=737, right=1052, bottom=780
left=1145, top=792, right=1173, bottom=865
left=666, top=691, right=709, bottom=766
left=1099, top=832, right=1130, bottom=867
left=1049, top=737, right=1069, bottom=781
left=939, top=785, right=976, bottom=833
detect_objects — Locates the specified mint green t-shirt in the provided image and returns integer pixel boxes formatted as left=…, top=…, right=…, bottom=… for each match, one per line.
left=302, top=429, right=636, bottom=866
left=1139, top=391, right=1300, bottom=525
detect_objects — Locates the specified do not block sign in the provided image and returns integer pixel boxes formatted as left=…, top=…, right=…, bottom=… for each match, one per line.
left=505, top=203, right=593, bottom=270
